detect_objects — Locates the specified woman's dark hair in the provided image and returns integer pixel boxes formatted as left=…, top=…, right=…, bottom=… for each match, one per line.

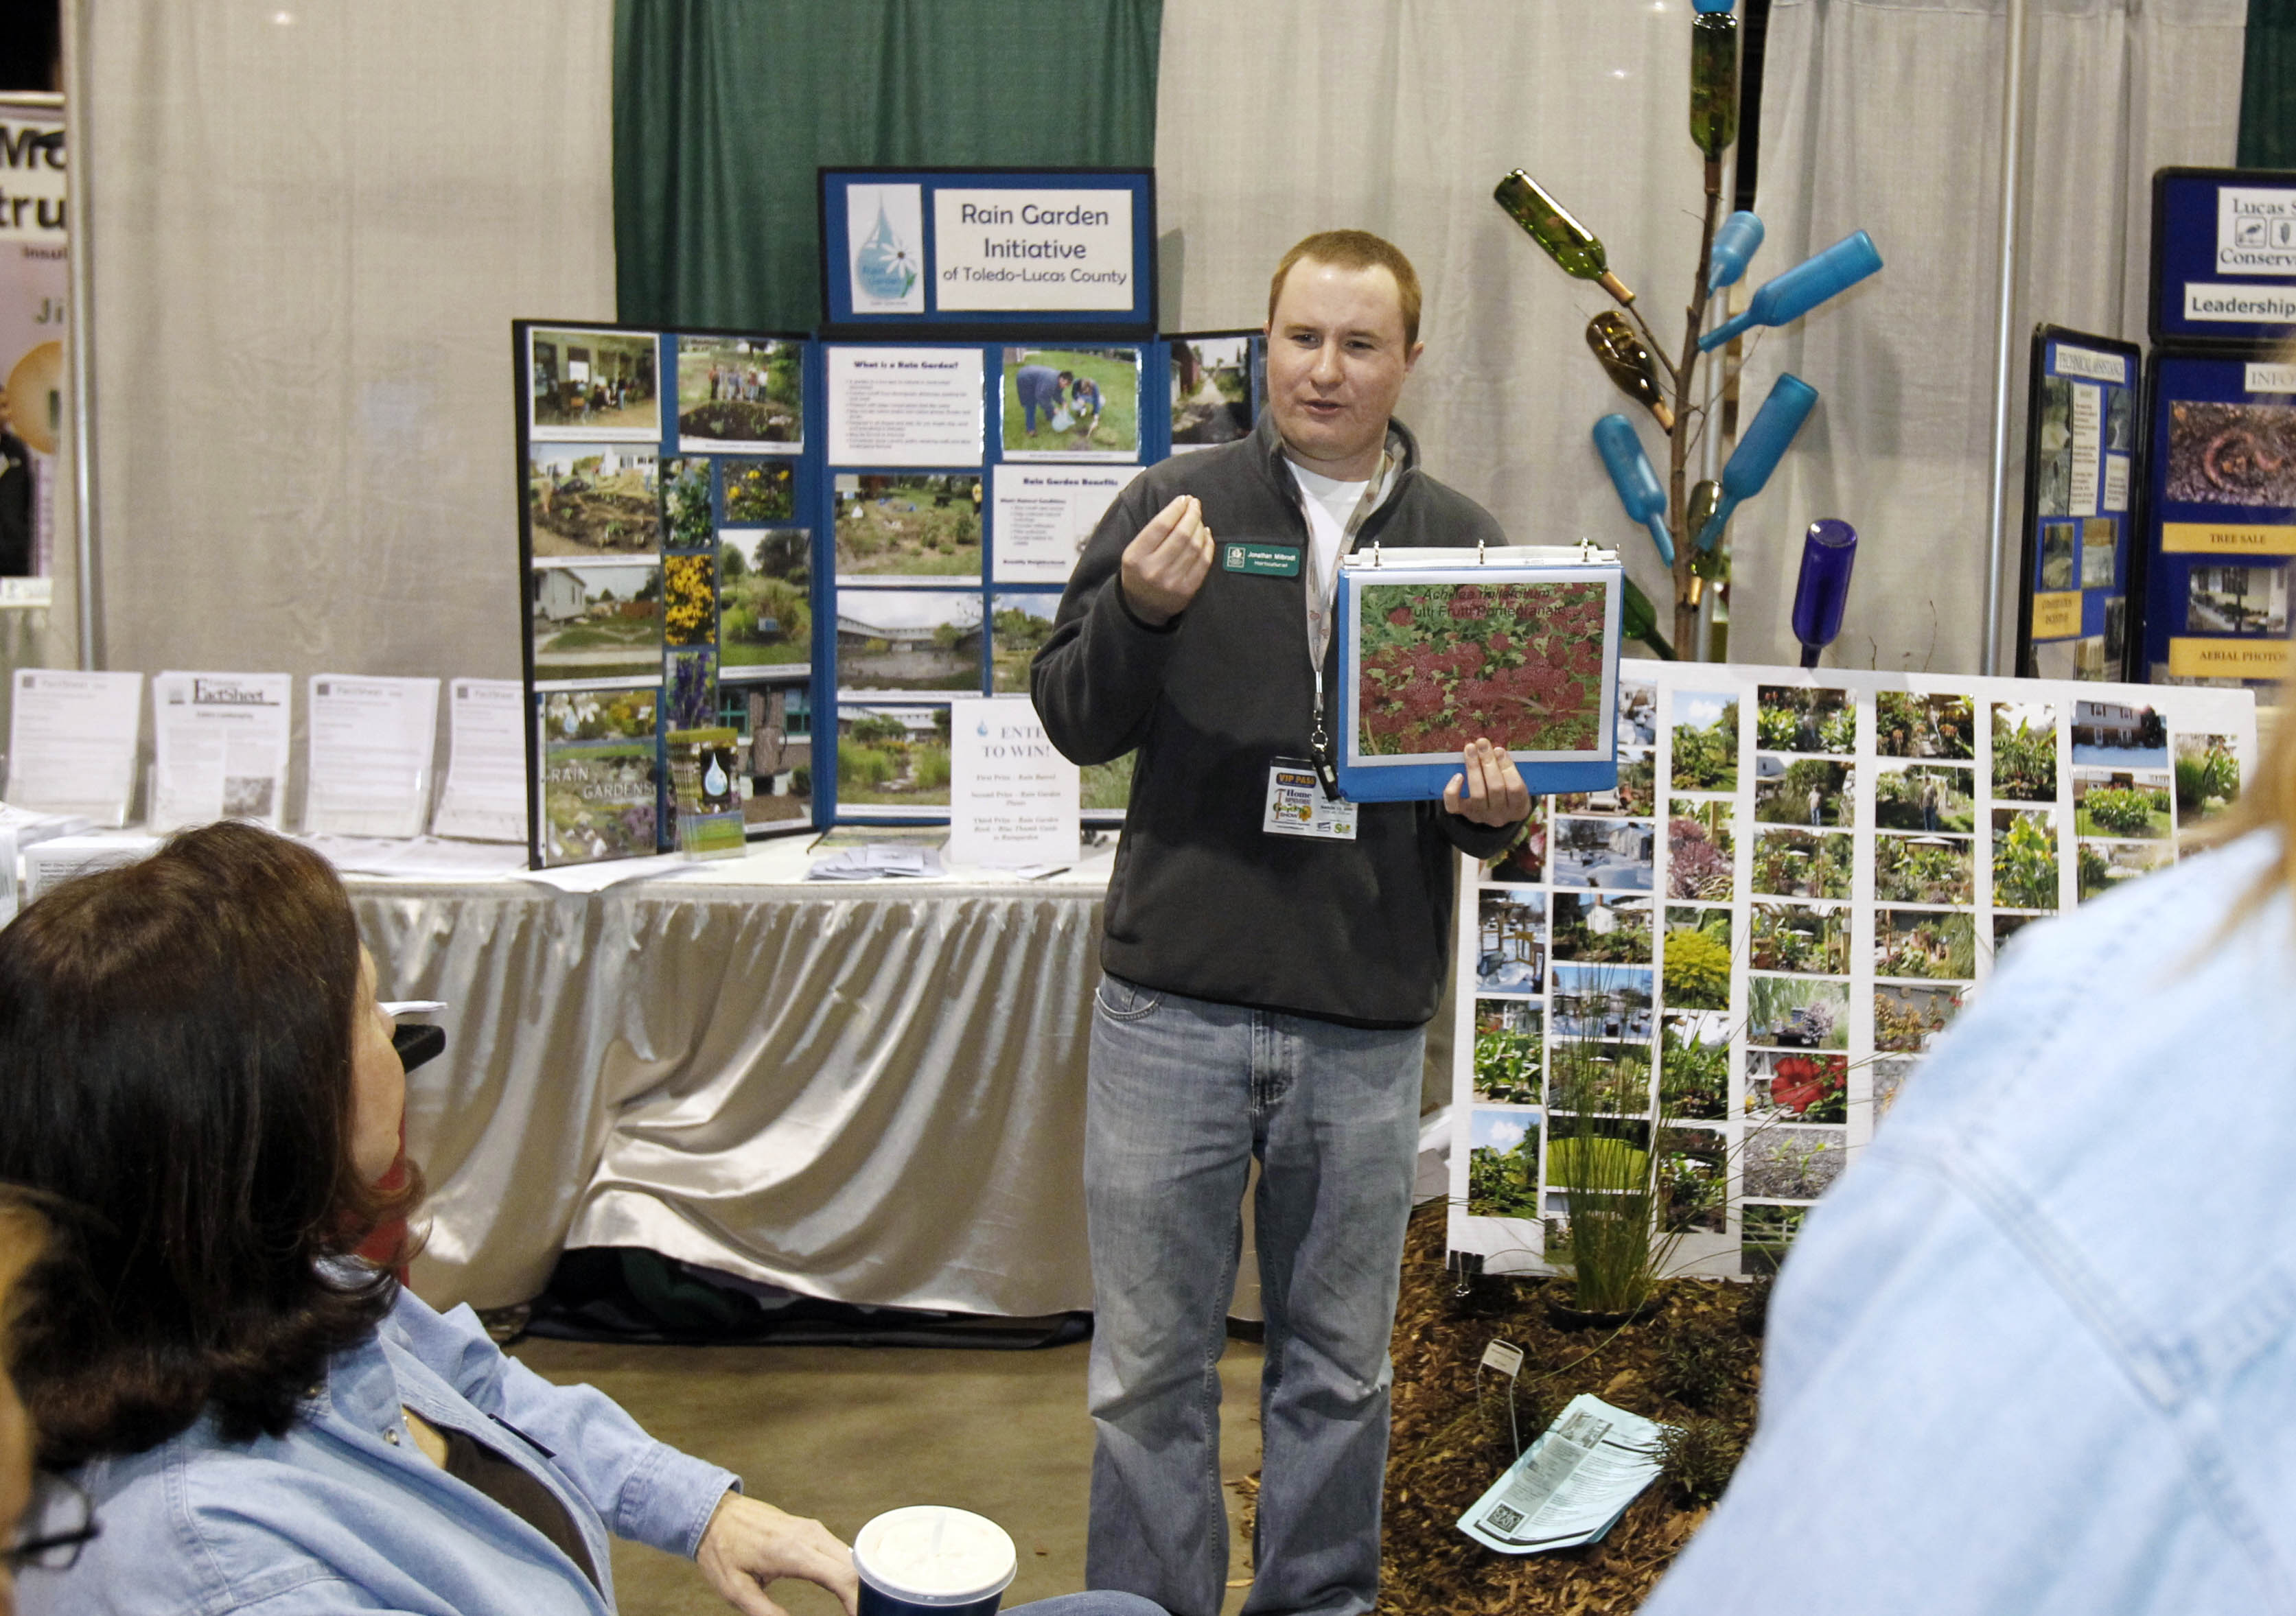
left=0, top=822, right=421, bottom=1465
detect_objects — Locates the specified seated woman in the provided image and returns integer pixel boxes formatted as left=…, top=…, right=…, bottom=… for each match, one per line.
left=0, top=823, right=1159, bottom=1616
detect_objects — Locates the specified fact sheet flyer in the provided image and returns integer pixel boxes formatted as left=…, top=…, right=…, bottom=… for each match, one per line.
left=1448, top=659, right=2257, bottom=1280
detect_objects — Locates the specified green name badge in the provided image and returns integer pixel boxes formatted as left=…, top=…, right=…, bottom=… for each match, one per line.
left=1222, top=542, right=1301, bottom=578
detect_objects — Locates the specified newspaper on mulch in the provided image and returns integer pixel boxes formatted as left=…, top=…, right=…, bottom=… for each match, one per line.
left=1457, top=1394, right=1668, bottom=1554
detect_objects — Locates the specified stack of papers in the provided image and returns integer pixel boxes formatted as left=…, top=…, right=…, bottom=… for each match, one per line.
left=1457, top=1394, right=1667, bottom=1554
left=0, top=804, right=93, bottom=846
left=807, top=844, right=944, bottom=881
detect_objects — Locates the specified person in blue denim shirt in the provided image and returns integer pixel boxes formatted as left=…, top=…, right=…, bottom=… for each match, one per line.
left=0, top=824, right=1161, bottom=1616
left=1645, top=737, right=2296, bottom=1615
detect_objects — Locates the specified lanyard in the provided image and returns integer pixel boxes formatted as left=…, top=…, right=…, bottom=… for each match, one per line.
left=1298, top=451, right=1394, bottom=797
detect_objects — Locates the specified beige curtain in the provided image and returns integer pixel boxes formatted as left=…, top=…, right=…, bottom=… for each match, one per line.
left=1153, top=0, right=2244, bottom=672
left=84, top=0, right=619, bottom=808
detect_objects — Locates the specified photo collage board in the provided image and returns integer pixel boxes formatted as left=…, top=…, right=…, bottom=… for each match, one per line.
left=2017, top=327, right=2139, bottom=682
left=516, top=318, right=1264, bottom=864
left=1448, top=659, right=2257, bottom=1280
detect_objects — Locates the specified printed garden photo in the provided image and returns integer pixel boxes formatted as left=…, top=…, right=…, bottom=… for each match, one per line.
left=723, top=458, right=798, bottom=525
left=529, top=327, right=660, bottom=436
left=1082, top=752, right=1136, bottom=817
left=1670, top=690, right=1739, bottom=789
left=1754, top=686, right=1853, bottom=755
left=1656, top=1125, right=1728, bottom=1232
left=1467, top=1108, right=1544, bottom=1220
left=1873, top=832, right=1974, bottom=904
left=2039, top=522, right=2075, bottom=590
left=1168, top=335, right=1251, bottom=449
left=661, top=553, right=716, bottom=647
left=1744, top=1051, right=1846, bottom=1123
left=540, top=687, right=658, bottom=865
left=2175, top=731, right=2242, bottom=823
left=990, top=594, right=1058, bottom=694
left=663, top=647, right=717, bottom=729
left=1551, top=816, right=1654, bottom=890
left=1873, top=761, right=1974, bottom=832
left=1743, top=1126, right=1847, bottom=1201
left=717, top=530, right=811, bottom=671
left=2072, top=769, right=2172, bottom=839
left=1750, top=828, right=1852, bottom=900
left=1002, top=347, right=1141, bottom=459
left=1551, top=891, right=1652, bottom=965
left=1656, top=1011, right=1728, bottom=1120
left=529, top=561, right=660, bottom=683
left=1754, top=758, right=1852, bottom=827
left=2185, top=563, right=2290, bottom=636
left=1548, top=1042, right=1652, bottom=1121
left=1748, top=902, right=1851, bottom=976
left=2076, top=837, right=2175, bottom=901
left=835, top=473, right=984, bottom=578
left=1991, top=808, right=2060, bottom=910
left=1665, top=798, right=1734, bottom=900
left=1472, top=999, right=1543, bottom=1105
left=1660, top=907, right=1732, bottom=1012
left=1875, top=983, right=1964, bottom=1054
left=837, top=591, right=984, bottom=693
left=837, top=703, right=953, bottom=809
left=1550, top=963, right=1654, bottom=1042
left=1474, top=888, right=1548, bottom=994
left=1555, top=752, right=1654, bottom=817
left=1991, top=700, right=2058, bottom=801
left=1874, top=909, right=1977, bottom=981
left=1745, top=975, right=1848, bottom=1050
left=527, top=444, right=660, bottom=558
left=660, top=457, right=713, bottom=550
left=1616, top=681, right=1658, bottom=747
left=1354, top=578, right=1608, bottom=758
left=677, top=335, right=801, bottom=451
left=1875, top=691, right=1974, bottom=759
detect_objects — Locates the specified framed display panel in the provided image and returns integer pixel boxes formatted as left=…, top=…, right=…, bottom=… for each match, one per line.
left=516, top=320, right=825, bottom=867
left=1448, top=660, right=2257, bottom=1282
left=2150, top=166, right=2296, bottom=348
left=1333, top=550, right=1623, bottom=801
left=2138, top=349, right=2296, bottom=690
left=2015, top=327, right=2141, bottom=682
left=819, top=167, right=1157, bottom=338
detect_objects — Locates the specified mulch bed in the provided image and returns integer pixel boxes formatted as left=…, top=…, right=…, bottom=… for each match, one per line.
left=1235, top=1203, right=1765, bottom=1614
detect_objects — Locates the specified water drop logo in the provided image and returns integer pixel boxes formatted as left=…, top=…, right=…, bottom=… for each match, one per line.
left=702, top=755, right=729, bottom=797
left=854, top=200, right=918, bottom=303
left=976, top=718, right=990, bottom=737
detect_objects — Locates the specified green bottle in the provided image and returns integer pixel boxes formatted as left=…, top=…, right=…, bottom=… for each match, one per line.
left=1494, top=170, right=1636, bottom=307
left=1622, top=578, right=1678, bottom=660
left=1586, top=313, right=1674, bottom=432
left=1691, top=10, right=1740, bottom=157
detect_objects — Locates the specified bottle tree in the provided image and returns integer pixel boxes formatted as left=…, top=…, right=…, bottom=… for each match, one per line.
left=1495, top=0, right=1882, bottom=658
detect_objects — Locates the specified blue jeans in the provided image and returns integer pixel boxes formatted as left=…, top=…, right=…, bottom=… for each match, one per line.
left=1084, top=976, right=1424, bottom=1616
left=1014, top=1597, right=1168, bottom=1615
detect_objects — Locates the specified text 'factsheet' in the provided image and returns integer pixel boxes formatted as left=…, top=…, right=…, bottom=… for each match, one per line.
left=7, top=669, right=141, bottom=825
left=949, top=696, right=1078, bottom=869
left=303, top=675, right=441, bottom=840
left=432, top=678, right=529, bottom=843
left=991, top=464, right=1135, bottom=583
left=150, top=671, right=292, bottom=832
left=827, top=347, right=985, bottom=467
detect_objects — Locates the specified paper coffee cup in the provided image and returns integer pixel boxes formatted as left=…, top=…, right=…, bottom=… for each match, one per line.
left=853, top=1506, right=1019, bottom=1616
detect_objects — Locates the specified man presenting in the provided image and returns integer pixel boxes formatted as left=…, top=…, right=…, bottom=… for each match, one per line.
left=1032, top=231, right=1529, bottom=1616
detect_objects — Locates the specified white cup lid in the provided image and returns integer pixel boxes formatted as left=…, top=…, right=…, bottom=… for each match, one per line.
left=853, top=1506, right=1018, bottom=1605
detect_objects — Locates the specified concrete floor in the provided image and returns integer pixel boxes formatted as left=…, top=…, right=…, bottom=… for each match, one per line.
left=509, top=1334, right=1267, bottom=1616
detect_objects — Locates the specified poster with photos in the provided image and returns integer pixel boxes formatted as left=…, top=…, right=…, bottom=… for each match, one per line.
left=1448, top=660, right=2256, bottom=1280
left=2018, top=327, right=2138, bottom=683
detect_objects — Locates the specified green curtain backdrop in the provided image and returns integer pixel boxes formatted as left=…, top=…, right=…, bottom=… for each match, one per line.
left=2242, top=0, right=2296, bottom=167
left=614, top=0, right=1162, bottom=333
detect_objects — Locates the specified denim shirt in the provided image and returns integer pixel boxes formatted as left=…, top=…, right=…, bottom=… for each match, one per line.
left=1646, top=829, right=2296, bottom=1615
left=25, top=1286, right=738, bottom=1615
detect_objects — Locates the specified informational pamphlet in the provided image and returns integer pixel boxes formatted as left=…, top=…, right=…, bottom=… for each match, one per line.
left=826, top=347, right=985, bottom=467
left=1457, top=1395, right=1666, bottom=1553
left=537, top=686, right=659, bottom=867
left=5, top=669, right=142, bottom=826
left=303, top=675, right=441, bottom=840
left=431, top=679, right=528, bottom=843
left=949, top=696, right=1077, bottom=869
left=990, top=464, right=1132, bottom=583
left=150, top=671, right=292, bottom=832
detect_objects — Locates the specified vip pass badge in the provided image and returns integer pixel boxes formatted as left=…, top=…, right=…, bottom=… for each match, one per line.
left=1264, top=757, right=1358, bottom=841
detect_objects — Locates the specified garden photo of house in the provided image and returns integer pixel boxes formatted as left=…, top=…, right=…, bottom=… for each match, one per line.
left=1671, top=691, right=1739, bottom=790
left=1489, top=815, right=1548, bottom=884
left=1665, top=798, right=1734, bottom=900
left=1553, top=891, right=1652, bottom=964
left=1551, top=815, right=1655, bottom=889
left=837, top=704, right=953, bottom=808
left=530, top=561, right=660, bottom=683
left=835, top=473, right=984, bottom=578
left=527, top=443, right=661, bottom=557
left=717, top=530, right=811, bottom=670
left=677, top=335, right=801, bottom=449
left=2072, top=769, right=2172, bottom=839
left=1168, top=335, right=1250, bottom=449
left=1754, top=758, right=1853, bottom=827
left=990, top=594, right=1058, bottom=693
left=1754, top=685, right=1854, bottom=755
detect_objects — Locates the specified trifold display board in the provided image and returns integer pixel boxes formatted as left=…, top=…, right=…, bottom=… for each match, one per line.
left=515, top=318, right=1264, bottom=866
left=2141, top=167, right=2296, bottom=694
left=2016, top=328, right=2140, bottom=682
left=1448, top=660, right=2255, bottom=1280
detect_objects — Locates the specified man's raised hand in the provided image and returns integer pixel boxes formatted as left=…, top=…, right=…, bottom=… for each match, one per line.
left=1120, top=494, right=1214, bottom=626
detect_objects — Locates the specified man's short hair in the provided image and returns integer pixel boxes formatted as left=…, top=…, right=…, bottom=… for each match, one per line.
left=1267, top=230, right=1423, bottom=348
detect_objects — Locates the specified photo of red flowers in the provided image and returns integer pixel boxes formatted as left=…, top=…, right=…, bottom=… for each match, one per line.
left=1354, top=579, right=1608, bottom=758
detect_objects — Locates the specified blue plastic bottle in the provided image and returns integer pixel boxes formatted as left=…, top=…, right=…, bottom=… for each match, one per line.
left=1700, top=230, right=1883, bottom=352
left=1592, top=414, right=1675, bottom=565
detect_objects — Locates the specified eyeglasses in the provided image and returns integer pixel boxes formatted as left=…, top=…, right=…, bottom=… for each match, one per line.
left=6, top=1471, right=100, bottom=1574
